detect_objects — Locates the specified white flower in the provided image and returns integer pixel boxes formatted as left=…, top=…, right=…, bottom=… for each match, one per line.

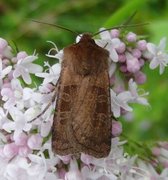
left=147, top=37, right=168, bottom=74
left=46, top=41, right=64, bottom=63
left=2, top=107, right=35, bottom=138
left=36, top=63, right=61, bottom=85
left=27, top=153, right=47, bottom=179
left=95, top=28, right=121, bottom=62
left=1, top=79, right=24, bottom=109
left=13, top=55, right=43, bottom=84
left=128, top=79, right=149, bottom=106
left=0, top=58, right=12, bottom=88
left=23, top=87, right=43, bottom=107
left=110, top=89, right=133, bottom=117
left=137, top=160, right=168, bottom=180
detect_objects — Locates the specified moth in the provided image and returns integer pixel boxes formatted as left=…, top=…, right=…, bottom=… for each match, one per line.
left=32, top=19, right=145, bottom=158
left=52, top=33, right=112, bottom=158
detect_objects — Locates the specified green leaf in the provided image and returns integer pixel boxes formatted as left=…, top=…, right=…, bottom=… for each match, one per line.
left=103, top=0, right=148, bottom=27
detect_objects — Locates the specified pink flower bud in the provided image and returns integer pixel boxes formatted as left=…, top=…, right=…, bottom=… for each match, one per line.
left=3, top=59, right=10, bottom=65
left=27, top=134, right=43, bottom=150
left=112, top=120, right=122, bottom=136
left=132, top=48, right=141, bottom=58
left=17, top=51, right=28, bottom=60
left=139, top=58, right=145, bottom=67
left=11, top=57, right=18, bottom=63
left=126, top=32, right=137, bottom=42
left=118, top=54, right=126, bottom=63
left=116, top=42, right=126, bottom=54
left=111, top=29, right=120, bottom=38
left=134, top=71, right=146, bottom=84
left=0, top=38, right=8, bottom=52
left=3, top=143, right=19, bottom=158
left=119, top=65, right=127, bottom=73
left=14, top=132, right=28, bottom=146
left=126, top=53, right=140, bottom=73
left=137, top=40, right=147, bottom=51
left=18, top=146, right=32, bottom=157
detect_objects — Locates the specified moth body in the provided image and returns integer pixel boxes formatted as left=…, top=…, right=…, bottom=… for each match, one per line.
left=52, top=34, right=112, bottom=158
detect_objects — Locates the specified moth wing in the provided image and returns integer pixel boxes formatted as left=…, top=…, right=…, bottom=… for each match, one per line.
left=71, top=70, right=112, bottom=158
left=52, top=67, right=78, bottom=155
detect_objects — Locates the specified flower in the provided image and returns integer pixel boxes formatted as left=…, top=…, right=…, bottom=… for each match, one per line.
left=36, top=63, right=61, bottom=85
left=65, top=159, right=83, bottom=180
left=126, top=32, right=137, bottom=42
left=111, top=29, right=120, bottom=38
left=1, top=79, right=24, bottom=109
left=137, top=40, right=147, bottom=51
left=126, top=52, right=140, bottom=73
left=96, top=28, right=121, bottom=62
left=112, top=120, right=122, bottom=137
left=0, top=58, right=12, bottom=88
left=13, top=55, right=43, bottom=84
left=27, top=134, right=43, bottom=150
left=46, top=41, right=64, bottom=63
left=2, top=107, right=33, bottom=139
left=147, top=37, right=168, bottom=74
left=137, top=160, right=168, bottom=179
left=128, top=79, right=149, bottom=106
left=3, top=143, right=19, bottom=158
left=110, top=89, right=133, bottom=117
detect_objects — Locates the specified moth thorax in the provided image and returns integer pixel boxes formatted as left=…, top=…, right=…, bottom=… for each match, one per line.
left=80, top=33, right=94, bottom=43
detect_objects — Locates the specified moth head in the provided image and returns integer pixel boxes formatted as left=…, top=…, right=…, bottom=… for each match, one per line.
left=78, top=33, right=95, bottom=44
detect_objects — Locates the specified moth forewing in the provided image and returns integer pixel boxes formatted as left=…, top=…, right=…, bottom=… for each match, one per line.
left=52, top=33, right=112, bottom=158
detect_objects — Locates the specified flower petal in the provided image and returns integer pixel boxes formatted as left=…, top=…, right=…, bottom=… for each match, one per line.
left=22, top=55, right=38, bottom=64
left=99, top=28, right=111, bottom=39
left=22, top=72, right=32, bottom=84
left=3, top=122, right=15, bottom=132
left=149, top=58, right=159, bottom=70
left=147, top=43, right=157, bottom=55
left=110, top=49, right=118, bottom=62
left=2, top=66, right=12, bottom=78
left=158, top=37, right=167, bottom=50
left=26, top=64, right=43, bottom=73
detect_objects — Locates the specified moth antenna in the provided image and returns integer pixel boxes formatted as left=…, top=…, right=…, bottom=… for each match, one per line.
left=92, top=22, right=149, bottom=37
left=122, top=10, right=138, bottom=27
left=32, top=19, right=79, bottom=36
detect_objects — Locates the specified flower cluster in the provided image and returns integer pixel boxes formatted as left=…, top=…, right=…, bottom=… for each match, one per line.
left=0, top=27, right=168, bottom=180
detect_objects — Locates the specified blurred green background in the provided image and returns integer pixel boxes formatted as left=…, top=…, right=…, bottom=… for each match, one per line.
left=0, top=0, right=168, bottom=141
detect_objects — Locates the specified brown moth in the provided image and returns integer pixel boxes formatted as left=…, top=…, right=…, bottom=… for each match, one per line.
left=52, top=33, right=112, bottom=158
